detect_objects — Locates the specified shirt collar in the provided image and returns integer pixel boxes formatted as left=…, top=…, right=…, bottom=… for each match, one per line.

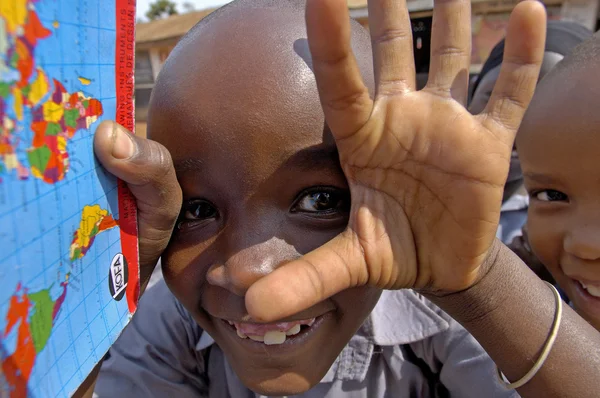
left=370, top=289, right=450, bottom=346
left=196, top=330, right=215, bottom=351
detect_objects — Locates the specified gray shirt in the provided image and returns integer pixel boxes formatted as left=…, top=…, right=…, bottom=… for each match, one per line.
left=94, top=278, right=518, bottom=397
left=497, top=194, right=528, bottom=245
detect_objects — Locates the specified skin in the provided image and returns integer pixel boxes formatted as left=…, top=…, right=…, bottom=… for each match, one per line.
left=518, top=64, right=600, bottom=331
left=90, top=0, right=600, bottom=396
left=147, top=8, right=380, bottom=395
left=470, top=52, right=566, bottom=203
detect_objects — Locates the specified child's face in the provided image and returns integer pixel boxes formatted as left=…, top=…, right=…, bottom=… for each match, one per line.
left=518, top=65, right=600, bottom=330
left=148, top=13, right=381, bottom=395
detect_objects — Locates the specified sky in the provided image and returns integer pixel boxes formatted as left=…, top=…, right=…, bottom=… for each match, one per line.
left=136, top=0, right=233, bottom=21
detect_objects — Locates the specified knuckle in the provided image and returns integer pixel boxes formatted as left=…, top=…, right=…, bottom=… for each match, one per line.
left=377, top=78, right=413, bottom=97
left=490, top=95, right=527, bottom=124
left=325, top=90, right=370, bottom=113
left=313, top=51, right=347, bottom=68
left=149, top=140, right=175, bottom=175
left=432, top=45, right=468, bottom=59
left=373, top=27, right=411, bottom=47
left=424, top=82, right=453, bottom=98
left=136, top=139, right=176, bottom=184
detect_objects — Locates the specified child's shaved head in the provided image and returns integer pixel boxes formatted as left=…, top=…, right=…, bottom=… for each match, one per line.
left=146, top=1, right=381, bottom=395
left=518, top=31, right=600, bottom=143
left=547, top=31, right=600, bottom=76
left=148, top=0, right=374, bottom=139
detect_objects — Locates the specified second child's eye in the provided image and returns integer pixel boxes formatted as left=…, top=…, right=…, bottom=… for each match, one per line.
left=291, top=187, right=349, bottom=215
left=182, top=200, right=218, bottom=221
left=534, top=190, right=568, bottom=202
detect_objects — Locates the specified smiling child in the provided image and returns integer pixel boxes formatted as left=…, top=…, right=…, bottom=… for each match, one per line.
left=93, top=1, right=516, bottom=396
left=518, top=33, right=600, bottom=331
left=89, top=0, right=600, bottom=396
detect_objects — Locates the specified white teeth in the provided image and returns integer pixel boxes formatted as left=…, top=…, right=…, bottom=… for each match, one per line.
left=581, top=282, right=587, bottom=289
left=264, top=330, right=286, bottom=345
left=228, top=321, right=234, bottom=326
left=248, top=335, right=264, bottom=342
left=285, top=324, right=301, bottom=336
left=586, top=285, right=600, bottom=298
left=234, top=319, right=318, bottom=344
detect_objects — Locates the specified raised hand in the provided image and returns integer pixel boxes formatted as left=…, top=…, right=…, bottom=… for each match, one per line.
left=246, top=0, right=546, bottom=321
left=94, top=121, right=182, bottom=294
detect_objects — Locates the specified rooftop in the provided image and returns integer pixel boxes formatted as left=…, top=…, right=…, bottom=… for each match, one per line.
left=136, top=9, right=215, bottom=44
left=135, top=1, right=371, bottom=45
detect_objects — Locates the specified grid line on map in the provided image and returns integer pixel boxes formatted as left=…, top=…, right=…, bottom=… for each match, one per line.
left=0, top=185, right=118, bottom=267
left=39, top=18, right=116, bottom=33
left=87, top=21, right=102, bottom=364
left=47, top=241, right=120, bottom=341
left=0, top=160, right=118, bottom=222
left=0, top=106, right=122, bottom=221
left=56, top=309, right=130, bottom=398
left=59, top=0, right=83, bottom=385
left=0, top=1, right=128, bottom=396
left=34, top=63, right=115, bottom=67
left=39, top=241, right=124, bottom=391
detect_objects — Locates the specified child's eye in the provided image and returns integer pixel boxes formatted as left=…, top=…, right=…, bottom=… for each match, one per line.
left=182, top=199, right=218, bottom=221
left=291, top=187, right=349, bottom=215
left=533, top=190, right=568, bottom=202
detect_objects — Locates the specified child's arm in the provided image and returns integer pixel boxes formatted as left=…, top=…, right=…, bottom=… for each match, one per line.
left=429, top=240, right=600, bottom=398
left=242, top=0, right=600, bottom=396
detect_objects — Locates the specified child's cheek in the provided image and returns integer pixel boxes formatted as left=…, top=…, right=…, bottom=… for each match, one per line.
left=525, top=214, right=562, bottom=274
left=162, top=242, right=212, bottom=302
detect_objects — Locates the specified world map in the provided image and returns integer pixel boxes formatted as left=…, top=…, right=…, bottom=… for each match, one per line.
left=0, top=0, right=137, bottom=396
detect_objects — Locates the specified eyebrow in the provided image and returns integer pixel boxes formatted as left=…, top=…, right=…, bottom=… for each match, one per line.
left=174, top=158, right=204, bottom=173
left=282, top=145, right=341, bottom=172
left=174, top=146, right=341, bottom=174
left=523, top=172, right=560, bottom=185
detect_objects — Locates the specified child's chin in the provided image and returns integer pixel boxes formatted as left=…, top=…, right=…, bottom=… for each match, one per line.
left=226, top=350, right=335, bottom=395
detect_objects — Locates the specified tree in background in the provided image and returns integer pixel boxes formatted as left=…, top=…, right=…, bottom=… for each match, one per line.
left=146, top=0, right=178, bottom=20
left=182, top=2, right=196, bottom=12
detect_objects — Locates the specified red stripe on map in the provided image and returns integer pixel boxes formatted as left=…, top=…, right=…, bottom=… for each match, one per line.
left=115, top=0, right=139, bottom=313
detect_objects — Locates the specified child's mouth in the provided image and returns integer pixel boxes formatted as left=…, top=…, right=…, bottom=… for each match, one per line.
left=578, top=280, right=600, bottom=298
left=222, top=318, right=316, bottom=345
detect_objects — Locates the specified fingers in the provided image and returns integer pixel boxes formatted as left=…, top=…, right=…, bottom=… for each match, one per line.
left=368, top=0, right=416, bottom=94
left=306, top=0, right=373, bottom=140
left=94, top=121, right=182, bottom=288
left=245, top=231, right=367, bottom=322
left=425, top=0, right=472, bottom=104
left=482, top=1, right=546, bottom=137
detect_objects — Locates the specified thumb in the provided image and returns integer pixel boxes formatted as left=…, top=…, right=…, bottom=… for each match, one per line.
left=93, top=121, right=182, bottom=291
left=245, top=230, right=368, bottom=322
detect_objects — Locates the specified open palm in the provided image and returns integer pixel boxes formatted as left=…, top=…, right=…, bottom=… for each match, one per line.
left=247, top=0, right=546, bottom=321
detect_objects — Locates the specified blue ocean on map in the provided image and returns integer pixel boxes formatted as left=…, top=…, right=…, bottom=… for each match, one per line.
left=0, top=1, right=131, bottom=396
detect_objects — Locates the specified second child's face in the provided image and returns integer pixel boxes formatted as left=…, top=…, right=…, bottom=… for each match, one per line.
left=148, top=13, right=380, bottom=395
left=518, top=66, right=600, bottom=331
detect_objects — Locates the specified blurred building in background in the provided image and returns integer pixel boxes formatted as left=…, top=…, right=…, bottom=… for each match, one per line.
left=135, top=9, right=214, bottom=124
left=134, top=0, right=599, bottom=133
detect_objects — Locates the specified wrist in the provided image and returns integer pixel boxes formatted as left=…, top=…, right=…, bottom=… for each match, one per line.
left=423, top=239, right=517, bottom=324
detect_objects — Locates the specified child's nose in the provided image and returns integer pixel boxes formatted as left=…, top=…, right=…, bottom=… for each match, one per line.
left=206, top=236, right=298, bottom=297
left=564, top=225, right=600, bottom=262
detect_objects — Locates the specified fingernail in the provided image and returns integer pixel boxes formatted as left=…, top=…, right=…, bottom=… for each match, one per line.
left=112, top=124, right=135, bottom=159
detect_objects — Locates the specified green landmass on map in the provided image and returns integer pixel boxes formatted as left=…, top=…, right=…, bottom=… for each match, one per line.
left=27, top=289, right=54, bottom=353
